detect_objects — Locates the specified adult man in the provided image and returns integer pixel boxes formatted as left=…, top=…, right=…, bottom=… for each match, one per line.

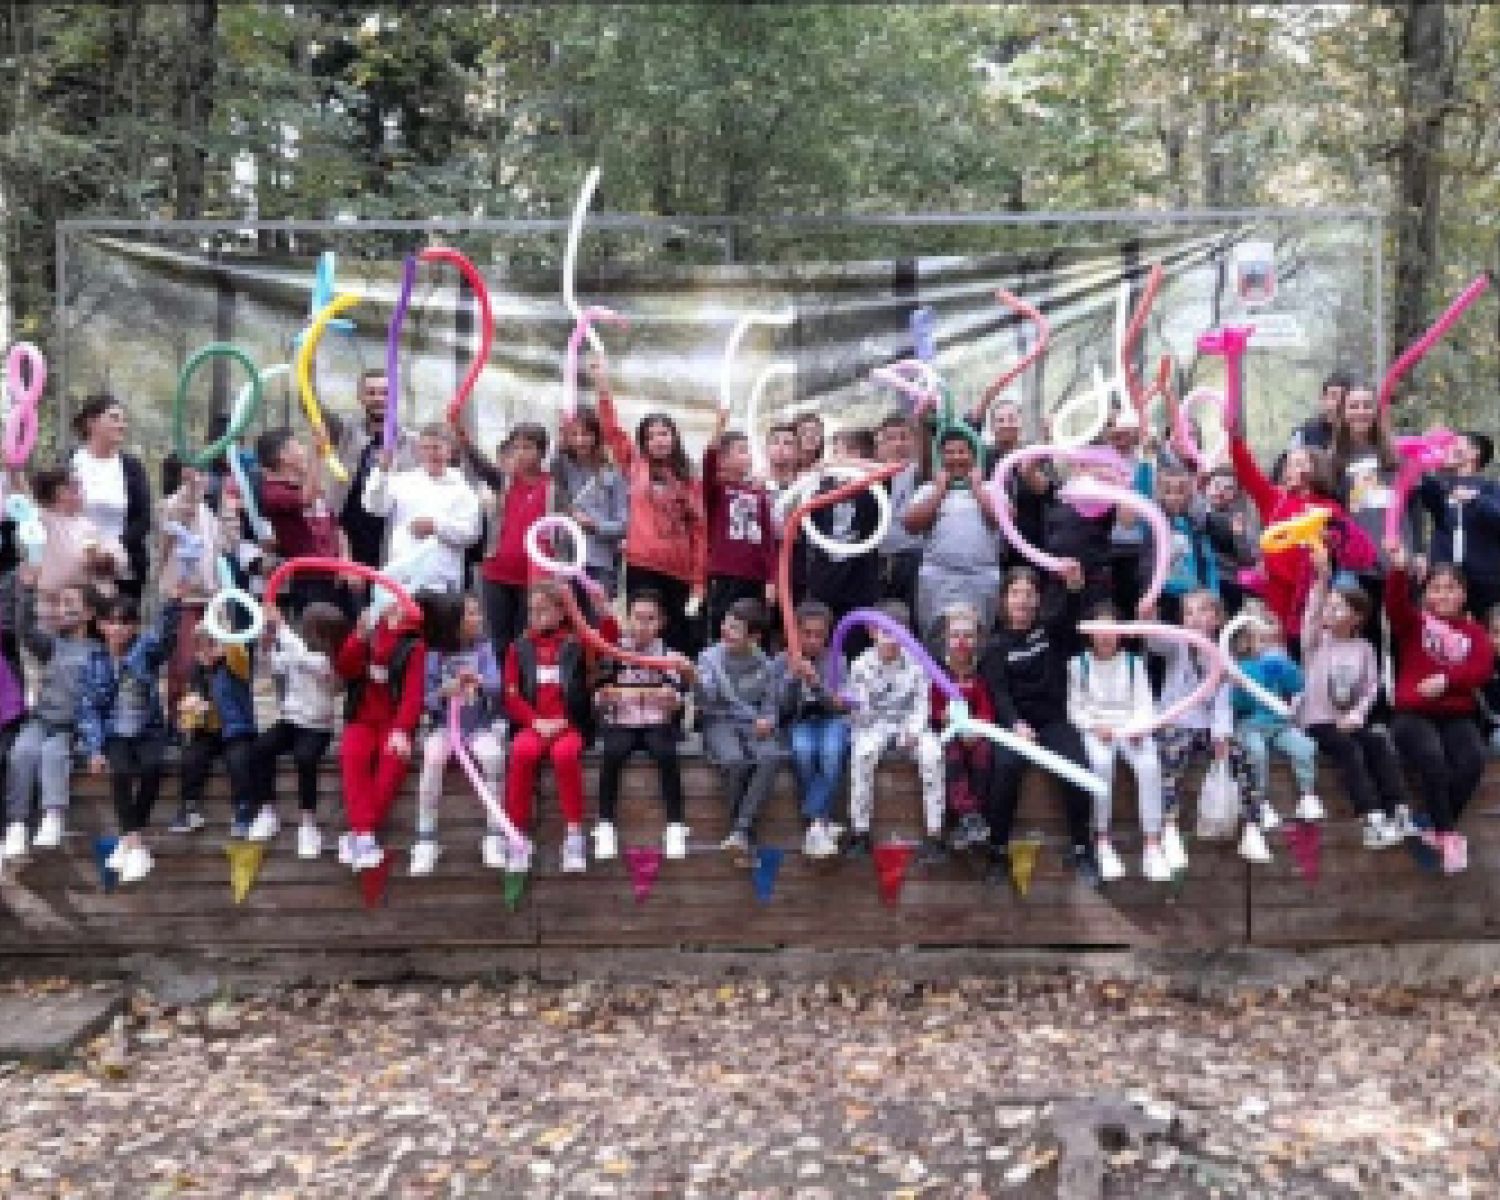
left=335, top=370, right=419, bottom=568
left=362, top=423, right=481, bottom=591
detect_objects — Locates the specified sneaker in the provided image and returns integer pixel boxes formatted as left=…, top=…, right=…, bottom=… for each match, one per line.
left=1362, top=812, right=1395, bottom=850
left=1142, top=842, right=1172, bottom=882
left=409, top=839, right=440, bottom=876
left=802, top=822, right=825, bottom=859
left=247, top=808, right=281, bottom=843
left=1259, top=804, right=1283, bottom=833
left=663, top=823, right=689, bottom=861
left=950, top=811, right=990, bottom=851
left=3, top=822, right=27, bottom=859
left=481, top=833, right=508, bottom=870
left=592, top=821, right=619, bottom=862
left=1070, top=844, right=1101, bottom=888
left=105, top=840, right=129, bottom=872
left=843, top=831, right=872, bottom=860
left=297, top=823, right=322, bottom=860
left=1295, top=794, right=1326, bottom=822
left=34, top=810, right=64, bottom=849
left=720, top=828, right=751, bottom=858
left=229, top=821, right=252, bottom=840
left=118, top=845, right=154, bottom=884
left=1393, top=805, right=1421, bottom=839
left=336, top=832, right=355, bottom=866
left=1095, top=837, right=1126, bottom=883
left=351, top=834, right=384, bottom=872
left=1440, top=832, right=1469, bottom=875
left=561, top=831, right=588, bottom=873
left=916, top=836, right=950, bottom=867
left=1161, top=822, right=1188, bottom=873
left=169, top=809, right=206, bottom=834
left=1238, top=821, right=1272, bottom=864
left=508, top=838, right=532, bottom=874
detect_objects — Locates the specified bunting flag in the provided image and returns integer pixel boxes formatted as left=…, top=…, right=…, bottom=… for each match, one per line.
left=873, top=842, right=915, bottom=907
left=623, top=846, right=663, bottom=904
left=502, top=869, right=529, bottom=912
left=1009, top=837, right=1043, bottom=898
left=225, top=842, right=265, bottom=905
left=358, top=857, right=392, bottom=909
left=1283, top=821, right=1321, bottom=884
left=93, top=837, right=119, bottom=894
left=750, top=847, right=784, bottom=904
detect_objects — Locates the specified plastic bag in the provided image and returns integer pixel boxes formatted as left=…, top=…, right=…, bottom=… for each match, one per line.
left=1196, top=759, right=1240, bottom=840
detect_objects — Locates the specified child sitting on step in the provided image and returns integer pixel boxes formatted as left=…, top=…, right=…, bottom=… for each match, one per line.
left=1231, top=603, right=1323, bottom=827
left=174, top=624, right=258, bottom=837
left=780, top=600, right=852, bottom=860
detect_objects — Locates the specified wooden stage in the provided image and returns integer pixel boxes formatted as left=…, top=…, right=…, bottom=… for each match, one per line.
left=2, top=752, right=1498, bottom=980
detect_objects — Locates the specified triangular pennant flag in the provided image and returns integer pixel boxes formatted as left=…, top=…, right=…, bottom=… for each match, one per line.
left=623, top=846, right=663, bottom=904
left=1009, top=837, right=1042, bottom=898
left=358, top=857, right=392, bottom=909
left=1283, top=821, right=1321, bottom=884
left=93, top=837, right=119, bottom=894
left=502, top=869, right=528, bottom=911
left=873, top=842, right=915, bottom=906
left=750, top=848, right=784, bottom=904
left=225, top=842, right=265, bottom=904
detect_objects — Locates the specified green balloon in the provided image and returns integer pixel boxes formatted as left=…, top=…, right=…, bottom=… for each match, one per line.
left=173, top=342, right=263, bottom=469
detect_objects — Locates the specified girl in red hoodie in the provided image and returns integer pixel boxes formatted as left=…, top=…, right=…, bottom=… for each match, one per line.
left=593, top=356, right=706, bottom=654
left=1384, top=539, right=1496, bottom=873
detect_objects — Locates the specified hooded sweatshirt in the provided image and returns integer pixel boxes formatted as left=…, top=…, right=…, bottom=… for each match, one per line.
left=1385, top=567, right=1494, bottom=718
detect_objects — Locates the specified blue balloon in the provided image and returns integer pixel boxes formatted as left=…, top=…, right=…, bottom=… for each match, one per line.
left=294, top=251, right=356, bottom=345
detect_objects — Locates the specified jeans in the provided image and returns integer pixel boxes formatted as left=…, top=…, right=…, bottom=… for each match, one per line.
left=1237, top=719, right=1318, bottom=798
left=789, top=716, right=850, bottom=821
left=4, top=720, right=70, bottom=820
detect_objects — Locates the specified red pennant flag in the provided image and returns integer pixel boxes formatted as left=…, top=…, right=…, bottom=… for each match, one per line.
left=873, top=842, right=915, bottom=906
left=359, top=857, right=393, bottom=909
left=624, top=846, right=663, bottom=904
left=1283, top=821, right=1320, bottom=884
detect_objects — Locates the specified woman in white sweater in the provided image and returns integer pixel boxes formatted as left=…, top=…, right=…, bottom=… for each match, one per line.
left=1067, top=601, right=1170, bottom=883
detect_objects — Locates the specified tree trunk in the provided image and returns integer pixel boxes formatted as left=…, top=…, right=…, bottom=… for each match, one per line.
left=1391, top=0, right=1448, bottom=388
left=173, top=0, right=218, bottom=219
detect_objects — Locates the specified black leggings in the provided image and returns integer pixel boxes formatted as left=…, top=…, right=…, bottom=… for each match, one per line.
left=253, top=720, right=333, bottom=814
left=482, top=579, right=529, bottom=671
left=1389, top=713, right=1486, bottom=832
left=1307, top=722, right=1411, bottom=817
left=180, top=732, right=257, bottom=825
left=105, top=734, right=166, bottom=835
left=626, top=565, right=696, bottom=655
left=596, top=724, right=685, bottom=825
left=985, top=719, right=1092, bottom=850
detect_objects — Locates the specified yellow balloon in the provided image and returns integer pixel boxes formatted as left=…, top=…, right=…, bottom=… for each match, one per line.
left=1258, top=507, right=1331, bottom=554
left=295, top=291, right=361, bottom=484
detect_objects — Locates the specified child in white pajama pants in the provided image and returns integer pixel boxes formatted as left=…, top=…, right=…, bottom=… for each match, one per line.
left=849, top=721, right=944, bottom=836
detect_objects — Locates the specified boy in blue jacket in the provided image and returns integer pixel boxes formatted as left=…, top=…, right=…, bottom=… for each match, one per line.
left=1232, top=606, right=1323, bottom=826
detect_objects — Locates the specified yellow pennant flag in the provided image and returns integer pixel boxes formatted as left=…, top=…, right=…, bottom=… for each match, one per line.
left=1009, top=837, right=1042, bottom=899
left=225, top=842, right=265, bottom=905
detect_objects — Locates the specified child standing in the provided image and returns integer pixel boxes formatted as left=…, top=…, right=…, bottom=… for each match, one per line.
left=174, top=626, right=258, bottom=836
left=845, top=600, right=944, bottom=861
left=801, top=430, right=884, bottom=652
left=695, top=598, right=784, bottom=863
left=551, top=409, right=629, bottom=599
left=1067, top=602, right=1170, bottom=882
left=593, top=589, right=691, bottom=862
left=413, top=593, right=507, bottom=875
left=1231, top=609, right=1323, bottom=826
left=931, top=604, right=994, bottom=854
left=248, top=601, right=349, bottom=858
left=503, top=582, right=592, bottom=874
left=704, top=411, right=776, bottom=646
left=256, top=429, right=348, bottom=617
left=1150, top=465, right=1220, bottom=623
left=780, top=600, right=852, bottom=859
left=77, top=590, right=183, bottom=883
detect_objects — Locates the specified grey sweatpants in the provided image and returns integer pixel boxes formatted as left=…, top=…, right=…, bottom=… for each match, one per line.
left=703, top=721, right=784, bottom=835
left=6, top=721, right=73, bottom=820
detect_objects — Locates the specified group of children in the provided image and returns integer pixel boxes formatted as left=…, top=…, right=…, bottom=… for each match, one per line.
left=1, top=362, right=1497, bottom=889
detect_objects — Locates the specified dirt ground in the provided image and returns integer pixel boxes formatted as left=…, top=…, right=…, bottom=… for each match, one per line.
left=0, top=972, right=1496, bottom=1197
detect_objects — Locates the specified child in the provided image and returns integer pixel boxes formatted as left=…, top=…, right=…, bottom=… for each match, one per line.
left=1066, top=602, right=1170, bottom=882
left=1300, top=543, right=1412, bottom=848
left=845, top=600, right=944, bottom=861
left=593, top=589, right=691, bottom=861
left=175, top=625, right=258, bottom=836
left=551, top=408, right=629, bottom=599
left=256, top=428, right=346, bottom=616
left=363, top=422, right=482, bottom=592
left=704, top=411, right=776, bottom=645
left=1231, top=607, right=1323, bottom=826
left=979, top=562, right=1100, bottom=883
left=32, top=464, right=128, bottom=628
left=875, top=414, right=923, bottom=615
left=158, top=464, right=226, bottom=724
left=414, top=593, right=507, bottom=875
left=4, top=572, right=97, bottom=855
left=461, top=421, right=554, bottom=665
left=1150, top=464, right=1220, bottom=623
left=795, top=412, right=826, bottom=471
left=503, top=581, right=592, bottom=873
left=1147, top=589, right=1269, bottom=868
left=780, top=600, right=852, bottom=859
left=930, top=603, right=993, bottom=854
left=763, top=420, right=802, bottom=499
left=247, top=601, right=349, bottom=858
left=695, top=597, right=784, bottom=863
left=1482, top=605, right=1500, bottom=754
left=1385, top=539, right=1495, bottom=872
left=1202, top=467, right=1259, bottom=616
left=594, top=357, right=706, bottom=654
left=1417, top=430, right=1500, bottom=619
left=77, top=589, right=183, bottom=883
left=802, top=429, right=884, bottom=652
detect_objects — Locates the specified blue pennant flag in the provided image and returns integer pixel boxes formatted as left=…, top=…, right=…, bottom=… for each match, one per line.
left=93, top=837, right=119, bottom=894
left=751, top=847, right=784, bottom=904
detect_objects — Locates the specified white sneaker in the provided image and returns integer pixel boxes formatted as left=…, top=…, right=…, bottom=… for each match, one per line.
left=1161, top=822, right=1188, bottom=873
left=106, top=839, right=129, bottom=872
left=1363, top=813, right=1400, bottom=850
left=802, top=822, right=826, bottom=859
left=508, top=838, right=532, bottom=874
left=337, top=832, right=355, bottom=866
left=663, top=823, right=689, bottom=860
left=1295, top=794, right=1326, bottom=822
left=1095, top=838, right=1126, bottom=882
left=4, top=822, right=27, bottom=860
left=409, top=839, right=440, bottom=876
left=1392, top=805, right=1420, bottom=839
left=351, top=835, right=384, bottom=872
left=33, top=811, right=64, bottom=849
left=1238, top=821, right=1272, bottom=864
left=592, top=821, right=619, bottom=861
left=561, top=831, right=587, bottom=873
left=247, top=808, right=281, bottom=842
left=1142, top=842, right=1172, bottom=882
left=481, top=833, right=508, bottom=870
left=1259, top=804, right=1283, bottom=832
left=297, top=823, right=322, bottom=860
left=119, top=845, right=154, bottom=884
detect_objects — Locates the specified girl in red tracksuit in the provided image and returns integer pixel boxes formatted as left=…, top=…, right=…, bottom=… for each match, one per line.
left=504, top=582, right=592, bottom=876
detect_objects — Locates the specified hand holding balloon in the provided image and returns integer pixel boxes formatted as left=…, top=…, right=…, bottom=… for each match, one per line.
left=564, top=306, right=628, bottom=420
left=1259, top=508, right=1331, bottom=555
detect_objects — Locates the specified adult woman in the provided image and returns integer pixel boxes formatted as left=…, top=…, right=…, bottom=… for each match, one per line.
left=70, top=395, right=151, bottom=600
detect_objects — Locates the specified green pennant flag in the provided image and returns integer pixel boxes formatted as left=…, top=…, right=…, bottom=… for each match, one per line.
left=503, top=870, right=528, bottom=912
